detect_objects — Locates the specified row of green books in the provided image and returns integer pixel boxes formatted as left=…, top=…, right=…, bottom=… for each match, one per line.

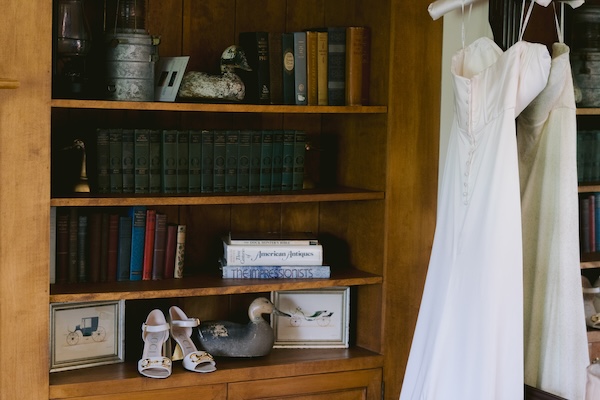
left=578, top=130, right=600, bottom=184
left=96, top=128, right=306, bottom=194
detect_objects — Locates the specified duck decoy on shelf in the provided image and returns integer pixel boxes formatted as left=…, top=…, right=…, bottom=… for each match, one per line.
left=197, top=297, right=290, bottom=357
left=177, top=45, right=251, bottom=102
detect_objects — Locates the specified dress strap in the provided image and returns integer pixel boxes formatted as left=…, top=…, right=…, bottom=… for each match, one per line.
left=518, top=0, right=537, bottom=41
left=552, top=2, right=563, bottom=43
left=460, top=0, right=473, bottom=49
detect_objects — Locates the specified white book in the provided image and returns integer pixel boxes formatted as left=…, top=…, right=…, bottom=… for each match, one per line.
left=221, top=265, right=330, bottom=279
left=225, top=231, right=319, bottom=246
left=223, top=242, right=323, bottom=266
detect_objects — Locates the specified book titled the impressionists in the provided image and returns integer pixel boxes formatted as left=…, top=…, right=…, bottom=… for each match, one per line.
left=221, top=265, right=330, bottom=279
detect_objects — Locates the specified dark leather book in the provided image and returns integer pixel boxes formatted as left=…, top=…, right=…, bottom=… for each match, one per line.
left=268, top=32, right=283, bottom=104
left=327, top=27, right=346, bottom=106
left=87, top=212, right=103, bottom=283
left=106, top=213, right=119, bottom=282
left=163, top=224, right=177, bottom=279
left=56, top=208, right=70, bottom=284
left=116, top=216, right=132, bottom=282
left=151, top=213, right=167, bottom=280
left=239, top=31, right=270, bottom=104
left=142, top=209, right=156, bottom=280
left=68, top=208, right=78, bottom=283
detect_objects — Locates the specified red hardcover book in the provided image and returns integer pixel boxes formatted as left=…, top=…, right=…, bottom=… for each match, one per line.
left=151, top=213, right=167, bottom=280
left=56, top=209, right=70, bottom=284
left=163, top=224, right=177, bottom=279
left=106, top=213, right=120, bottom=282
left=142, top=209, right=157, bottom=280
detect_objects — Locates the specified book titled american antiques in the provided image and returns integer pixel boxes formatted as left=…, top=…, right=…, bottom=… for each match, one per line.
left=221, top=265, right=331, bottom=279
left=223, top=242, right=323, bottom=266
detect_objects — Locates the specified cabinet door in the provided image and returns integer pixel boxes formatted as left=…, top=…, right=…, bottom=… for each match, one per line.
left=54, top=384, right=227, bottom=400
left=227, top=368, right=381, bottom=400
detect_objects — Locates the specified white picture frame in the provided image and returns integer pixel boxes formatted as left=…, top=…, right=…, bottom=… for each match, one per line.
left=271, top=287, right=350, bottom=348
left=155, top=56, right=190, bottom=102
left=50, top=300, right=125, bottom=372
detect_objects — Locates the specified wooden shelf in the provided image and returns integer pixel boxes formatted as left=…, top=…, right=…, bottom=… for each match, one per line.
left=49, top=347, right=383, bottom=399
left=51, top=99, right=387, bottom=114
left=50, top=187, right=385, bottom=207
left=577, top=108, right=600, bottom=116
left=579, top=184, right=600, bottom=193
left=50, top=268, right=382, bottom=302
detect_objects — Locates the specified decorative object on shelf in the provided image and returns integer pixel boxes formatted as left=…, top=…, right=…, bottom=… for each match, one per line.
left=138, top=308, right=172, bottom=379
left=271, top=287, right=350, bottom=348
left=570, top=5, right=600, bottom=107
left=64, top=139, right=90, bottom=193
left=104, top=0, right=160, bottom=101
left=50, top=300, right=125, bottom=372
left=197, top=297, right=290, bottom=357
left=155, top=56, right=190, bottom=102
left=582, top=276, right=600, bottom=329
left=178, top=45, right=251, bottom=102
left=55, top=0, right=92, bottom=97
left=169, top=306, right=216, bottom=373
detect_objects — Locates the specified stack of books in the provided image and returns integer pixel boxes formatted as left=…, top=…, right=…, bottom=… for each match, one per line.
left=219, top=232, right=330, bottom=279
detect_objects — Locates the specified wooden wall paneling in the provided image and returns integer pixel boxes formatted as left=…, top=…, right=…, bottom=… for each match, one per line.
left=383, top=1, right=441, bottom=398
left=230, top=203, right=284, bottom=232
left=285, top=0, right=326, bottom=31
left=235, top=0, right=287, bottom=33
left=280, top=203, right=320, bottom=233
left=146, top=0, right=184, bottom=57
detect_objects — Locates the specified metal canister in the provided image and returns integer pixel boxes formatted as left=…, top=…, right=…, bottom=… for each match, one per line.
left=571, top=5, right=600, bottom=107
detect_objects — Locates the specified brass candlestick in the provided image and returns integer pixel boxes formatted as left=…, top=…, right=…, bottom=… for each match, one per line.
left=71, top=139, right=90, bottom=193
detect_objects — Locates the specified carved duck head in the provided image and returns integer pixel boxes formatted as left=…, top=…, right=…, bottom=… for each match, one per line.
left=220, top=45, right=252, bottom=74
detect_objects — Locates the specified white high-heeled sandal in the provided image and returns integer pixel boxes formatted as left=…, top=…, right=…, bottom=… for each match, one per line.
left=138, top=309, right=172, bottom=378
left=169, top=306, right=216, bottom=373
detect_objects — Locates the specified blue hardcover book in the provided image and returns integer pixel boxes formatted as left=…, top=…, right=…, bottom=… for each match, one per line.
left=281, top=130, right=295, bottom=191
left=293, top=31, right=307, bottom=105
left=189, top=130, right=202, bottom=193
left=225, top=130, right=239, bottom=192
left=122, top=129, right=135, bottom=193
left=260, top=130, right=274, bottom=192
left=201, top=130, right=214, bottom=193
left=134, top=129, right=150, bottom=194
left=117, top=216, right=132, bottom=281
left=282, top=33, right=295, bottom=105
left=177, top=130, right=189, bottom=193
left=149, top=129, right=162, bottom=193
left=293, top=130, right=306, bottom=190
left=128, top=206, right=147, bottom=281
left=237, top=130, right=252, bottom=192
left=109, top=128, right=123, bottom=193
left=161, top=130, right=178, bottom=194
left=271, top=130, right=284, bottom=191
left=249, top=130, right=262, bottom=192
left=213, top=130, right=226, bottom=192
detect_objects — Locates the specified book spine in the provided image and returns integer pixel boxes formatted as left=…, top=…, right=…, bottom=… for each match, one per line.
left=201, top=130, right=214, bottom=193
left=162, top=130, right=178, bottom=194
left=177, top=130, right=189, bottom=194
left=96, top=129, right=110, bottom=194
left=99, top=212, right=109, bottom=282
left=174, top=225, right=186, bottom=278
left=152, top=213, right=167, bottom=280
left=281, top=130, right=295, bottom=190
left=142, top=209, right=157, bottom=280
left=345, top=26, right=365, bottom=106
left=189, top=130, right=202, bottom=193
left=361, top=26, right=371, bottom=106
left=87, top=212, right=103, bottom=283
left=591, top=195, right=596, bottom=253
left=282, top=32, right=295, bottom=105
left=268, top=32, right=283, bottom=104
left=134, top=129, right=150, bottom=194
left=50, top=207, right=56, bottom=284
left=237, top=130, right=252, bottom=192
left=109, top=129, right=123, bottom=193
left=271, top=130, right=284, bottom=191
left=249, top=130, right=262, bottom=192
left=128, top=206, right=147, bottom=281
left=56, top=208, right=69, bottom=284
left=68, top=208, right=78, bottom=283
left=164, top=224, right=177, bottom=279
left=260, top=130, right=274, bottom=192
left=317, top=31, right=328, bottom=106
left=225, top=130, right=239, bottom=192
left=293, top=130, right=306, bottom=190
left=149, top=129, right=162, bottom=193
left=77, top=214, right=88, bottom=282
left=223, top=243, right=323, bottom=266
left=117, top=216, right=132, bottom=281
left=107, top=213, right=119, bottom=282
left=239, top=31, right=271, bottom=104
left=122, top=129, right=135, bottom=194
left=221, top=265, right=331, bottom=279
left=213, top=130, right=226, bottom=192
left=327, top=27, right=346, bottom=106
left=306, top=30, right=318, bottom=106
left=228, top=239, right=319, bottom=246
left=293, top=31, right=307, bottom=105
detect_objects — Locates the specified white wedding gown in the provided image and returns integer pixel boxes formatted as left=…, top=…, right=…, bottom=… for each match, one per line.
left=400, top=37, right=550, bottom=399
left=517, top=42, right=589, bottom=400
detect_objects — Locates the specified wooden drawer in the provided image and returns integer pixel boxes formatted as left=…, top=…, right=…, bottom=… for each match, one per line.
left=51, top=384, right=226, bottom=400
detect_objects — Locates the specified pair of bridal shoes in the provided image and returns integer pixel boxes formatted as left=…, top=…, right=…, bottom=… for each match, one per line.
left=138, top=307, right=216, bottom=379
left=582, top=276, right=600, bottom=329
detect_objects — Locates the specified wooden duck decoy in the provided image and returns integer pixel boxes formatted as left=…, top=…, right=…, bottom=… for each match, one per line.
left=177, top=45, right=251, bottom=102
left=197, top=297, right=290, bottom=357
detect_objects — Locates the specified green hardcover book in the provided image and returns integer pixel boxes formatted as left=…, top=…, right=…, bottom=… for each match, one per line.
left=122, top=129, right=135, bottom=193
left=282, top=32, right=295, bottom=105
left=134, top=129, right=150, bottom=194
left=189, top=130, right=202, bottom=193
left=161, top=130, right=178, bottom=194
left=293, top=130, right=306, bottom=190
left=109, top=128, right=123, bottom=193
left=96, top=128, right=110, bottom=194
left=260, top=130, right=274, bottom=192
left=237, top=130, right=252, bottom=192
left=149, top=129, right=162, bottom=193
left=177, top=130, right=189, bottom=194
left=213, top=130, right=226, bottom=192
left=201, top=130, right=214, bottom=193
left=238, top=32, right=270, bottom=104
left=281, top=130, right=295, bottom=191
left=293, top=31, right=307, bottom=105
left=249, top=130, right=262, bottom=192
left=271, top=130, right=284, bottom=191
left=225, top=130, right=239, bottom=192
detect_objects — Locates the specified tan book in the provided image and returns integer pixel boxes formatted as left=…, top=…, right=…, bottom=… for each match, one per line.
left=345, top=26, right=366, bottom=106
left=306, top=31, right=319, bottom=105
left=317, top=31, right=328, bottom=105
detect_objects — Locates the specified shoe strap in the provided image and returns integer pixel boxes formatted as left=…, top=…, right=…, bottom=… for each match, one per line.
left=142, top=322, right=170, bottom=333
left=171, top=317, right=200, bottom=328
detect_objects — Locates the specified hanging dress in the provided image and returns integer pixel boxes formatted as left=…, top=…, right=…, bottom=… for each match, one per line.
left=399, top=36, right=550, bottom=400
left=517, top=40, right=589, bottom=400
